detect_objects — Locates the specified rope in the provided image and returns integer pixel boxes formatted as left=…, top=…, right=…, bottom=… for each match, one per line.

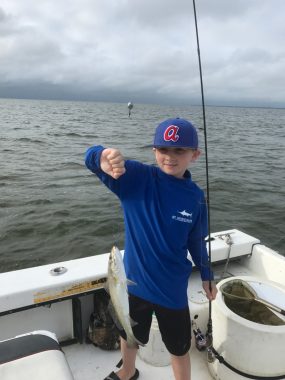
left=211, top=347, right=285, bottom=380
left=220, top=234, right=233, bottom=280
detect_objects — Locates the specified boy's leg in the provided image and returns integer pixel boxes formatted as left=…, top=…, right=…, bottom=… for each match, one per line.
left=115, top=337, right=138, bottom=380
left=171, top=352, right=191, bottom=380
left=106, top=295, right=153, bottom=379
left=155, top=304, right=192, bottom=380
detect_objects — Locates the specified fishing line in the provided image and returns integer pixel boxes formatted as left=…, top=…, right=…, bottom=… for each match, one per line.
left=192, top=0, right=214, bottom=346
left=111, top=203, right=124, bottom=248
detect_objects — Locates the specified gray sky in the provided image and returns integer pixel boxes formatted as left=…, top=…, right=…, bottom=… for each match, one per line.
left=1, top=0, right=284, bottom=107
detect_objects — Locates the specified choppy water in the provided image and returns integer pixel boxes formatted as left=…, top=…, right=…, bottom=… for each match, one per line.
left=0, top=98, right=284, bottom=273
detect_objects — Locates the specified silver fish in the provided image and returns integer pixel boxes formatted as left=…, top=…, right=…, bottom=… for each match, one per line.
left=107, top=246, right=142, bottom=347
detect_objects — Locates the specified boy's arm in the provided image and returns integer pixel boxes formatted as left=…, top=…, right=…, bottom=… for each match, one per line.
left=189, top=239, right=217, bottom=300
left=85, top=145, right=126, bottom=179
left=202, top=281, right=217, bottom=301
left=100, top=148, right=126, bottom=179
left=188, top=196, right=217, bottom=300
left=85, top=145, right=143, bottom=199
left=86, top=145, right=153, bottom=203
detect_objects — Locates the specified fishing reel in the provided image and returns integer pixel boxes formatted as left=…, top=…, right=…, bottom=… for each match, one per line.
left=192, top=315, right=216, bottom=363
left=192, top=315, right=208, bottom=351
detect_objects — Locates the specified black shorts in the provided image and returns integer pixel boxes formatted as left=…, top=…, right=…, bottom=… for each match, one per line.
left=119, top=294, right=191, bottom=356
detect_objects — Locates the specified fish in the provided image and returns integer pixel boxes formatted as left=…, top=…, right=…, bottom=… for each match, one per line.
left=107, top=246, right=143, bottom=347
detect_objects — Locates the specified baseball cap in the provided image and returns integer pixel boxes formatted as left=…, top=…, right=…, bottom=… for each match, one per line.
left=153, top=118, right=198, bottom=149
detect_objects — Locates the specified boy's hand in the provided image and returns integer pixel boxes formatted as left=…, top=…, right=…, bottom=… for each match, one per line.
left=100, top=148, right=126, bottom=179
left=202, top=281, right=218, bottom=301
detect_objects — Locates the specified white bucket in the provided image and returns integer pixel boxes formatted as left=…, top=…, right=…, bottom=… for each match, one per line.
left=138, top=314, right=171, bottom=367
left=208, top=276, right=285, bottom=380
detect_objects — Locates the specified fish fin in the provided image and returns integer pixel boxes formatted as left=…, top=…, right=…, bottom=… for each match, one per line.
left=126, top=336, right=145, bottom=348
left=136, top=338, right=145, bottom=347
left=126, top=279, right=137, bottom=286
left=129, top=316, right=138, bottom=328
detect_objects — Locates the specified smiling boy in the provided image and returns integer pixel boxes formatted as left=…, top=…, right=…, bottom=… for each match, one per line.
left=85, top=117, right=217, bottom=380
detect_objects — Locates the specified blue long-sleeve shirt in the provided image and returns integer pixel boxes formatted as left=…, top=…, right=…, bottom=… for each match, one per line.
left=85, top=145, right=212, bottom=309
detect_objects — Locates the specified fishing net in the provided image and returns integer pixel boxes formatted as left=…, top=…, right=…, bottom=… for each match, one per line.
left=220, top=279, right=285, bottom=326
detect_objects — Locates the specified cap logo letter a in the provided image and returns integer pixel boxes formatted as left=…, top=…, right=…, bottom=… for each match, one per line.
left=164, top=125, right=179, bottom=142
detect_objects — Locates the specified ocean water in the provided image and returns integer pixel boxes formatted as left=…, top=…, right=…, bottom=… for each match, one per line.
left=0, top=98, right=284, bottom=273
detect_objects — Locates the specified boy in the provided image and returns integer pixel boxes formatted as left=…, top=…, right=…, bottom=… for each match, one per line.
left=85, top=117, right=217, bottom=380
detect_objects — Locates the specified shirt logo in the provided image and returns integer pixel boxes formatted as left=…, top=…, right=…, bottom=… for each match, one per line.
left=178, top=210, right=192, bottom=217
left=172, top=210, right=193, bottom=223
left=164, top=125, right=179, bottom=142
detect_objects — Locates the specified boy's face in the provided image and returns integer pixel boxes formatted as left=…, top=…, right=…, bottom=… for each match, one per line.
left=153, top=147, right=200, bottom=179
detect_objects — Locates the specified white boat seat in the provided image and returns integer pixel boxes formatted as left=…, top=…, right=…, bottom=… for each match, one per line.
left=0, top=331, right=74, bottom=380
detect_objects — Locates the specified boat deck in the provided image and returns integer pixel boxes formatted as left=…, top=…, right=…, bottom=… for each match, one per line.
left=63, top=340, right=211, bottom=380
left=62, top=259, right=259, bottom=380
left=1, top=231, right=284, bottom=380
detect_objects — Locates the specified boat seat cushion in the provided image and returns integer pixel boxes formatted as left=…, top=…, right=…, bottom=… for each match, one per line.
left=0, top=332, right=73, bottom=380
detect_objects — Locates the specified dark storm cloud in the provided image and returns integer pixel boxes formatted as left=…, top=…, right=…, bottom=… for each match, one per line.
left=0, top=1, right=284, bottom=107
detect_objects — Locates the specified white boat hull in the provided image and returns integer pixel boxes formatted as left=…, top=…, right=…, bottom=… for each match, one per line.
left=0, top=229, right=284, bottom=380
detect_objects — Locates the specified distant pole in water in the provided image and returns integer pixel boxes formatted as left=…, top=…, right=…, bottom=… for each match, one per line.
left=127, top=102, right=133, bottom=117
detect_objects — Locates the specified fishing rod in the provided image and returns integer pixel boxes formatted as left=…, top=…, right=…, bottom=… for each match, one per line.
left=191, top=7, right=285, bottom=377
left=192, top=0, right=214, bottom=356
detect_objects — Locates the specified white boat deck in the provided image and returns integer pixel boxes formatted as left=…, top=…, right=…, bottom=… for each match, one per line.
left=63, top=340, right=211, bottom=380
left=62, top=259, right=255, bottom=380
left=1, top=230, right=284, bottom=380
